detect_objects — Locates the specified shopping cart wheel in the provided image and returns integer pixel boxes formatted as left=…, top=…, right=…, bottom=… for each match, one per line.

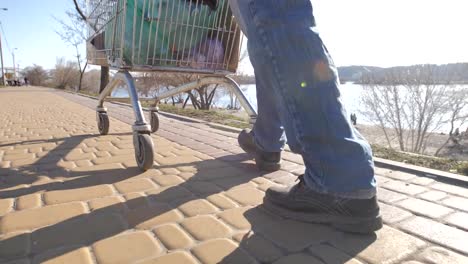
left=133, top=133, right=154, bottom=171
left=97, top=112, right=110, bottom=135
left=150, top=111, right=159, bottom=133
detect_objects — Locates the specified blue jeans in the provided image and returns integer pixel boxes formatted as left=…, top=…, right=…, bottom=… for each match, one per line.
left=229, top=0, right=376, bottom=199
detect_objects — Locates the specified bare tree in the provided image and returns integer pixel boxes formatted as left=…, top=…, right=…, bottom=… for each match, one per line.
left=55, top=0, right=88, bottom=92
left=21, top=65, right=49, bottom=86
left=50, top=57, right=80, bottom=89
left=360, top=64, right=461, bottom=154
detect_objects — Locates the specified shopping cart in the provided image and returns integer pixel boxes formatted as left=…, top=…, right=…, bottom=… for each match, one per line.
left=85, top=0, right=257, bottom=171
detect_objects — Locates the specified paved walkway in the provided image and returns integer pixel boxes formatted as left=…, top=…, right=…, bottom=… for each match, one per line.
left=1, top=87, right=468, bottom=264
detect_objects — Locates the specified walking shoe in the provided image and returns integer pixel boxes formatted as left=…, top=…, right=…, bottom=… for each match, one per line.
left=264, top=176, right=382, bottom=234
left=238, top=129, right=282, bottom=172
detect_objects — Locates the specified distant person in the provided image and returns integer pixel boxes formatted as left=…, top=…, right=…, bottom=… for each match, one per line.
left=350, top=113, right=357, bottom=125
left=231, top=0, right=381, bottom=234
left=24, top=77, right=29, bottom=86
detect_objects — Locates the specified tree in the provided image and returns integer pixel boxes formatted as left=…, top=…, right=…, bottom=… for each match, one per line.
left=21, top=65, right=49, bottom=86
left=50, top=57, right=80, bottom=89
left=55, top=0, right=88, bottom=92
left=360, top=64, right=464, bottom=154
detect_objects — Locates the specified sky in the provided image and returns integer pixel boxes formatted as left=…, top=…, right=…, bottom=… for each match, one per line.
left=1, top=0, right=468, bottom=72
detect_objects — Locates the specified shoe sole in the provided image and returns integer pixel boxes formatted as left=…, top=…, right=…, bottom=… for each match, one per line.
left=263, top=200, right=383, bottom=234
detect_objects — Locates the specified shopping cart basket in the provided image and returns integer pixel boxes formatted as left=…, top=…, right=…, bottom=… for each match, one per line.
left=86, top=0, right=257, bottom=171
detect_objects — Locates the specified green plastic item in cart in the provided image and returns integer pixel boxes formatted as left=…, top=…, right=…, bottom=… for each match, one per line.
left=105, top=0, right=227, bottom=67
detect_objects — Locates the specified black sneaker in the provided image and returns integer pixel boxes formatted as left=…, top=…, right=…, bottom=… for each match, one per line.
left=264, top=176, right=383, bottom=234
left=238, top=129, right=282, bottom=172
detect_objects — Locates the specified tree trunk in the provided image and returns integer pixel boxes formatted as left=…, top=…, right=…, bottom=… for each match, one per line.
left=99, top=66, right=109, bottom=94
left=77, top=61, right=88, bottom=92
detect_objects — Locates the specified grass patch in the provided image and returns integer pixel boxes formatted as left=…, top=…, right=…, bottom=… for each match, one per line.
left=158, top=104, right=251, bottom=129
left=371, top=144, right=468, bottom=175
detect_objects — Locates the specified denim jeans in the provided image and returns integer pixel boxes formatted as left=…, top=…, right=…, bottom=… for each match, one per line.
left=228, top=0, right=376, bottom=199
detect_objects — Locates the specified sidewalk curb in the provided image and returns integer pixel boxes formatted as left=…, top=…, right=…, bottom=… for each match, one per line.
left=64, top=89, right=468, bottom=186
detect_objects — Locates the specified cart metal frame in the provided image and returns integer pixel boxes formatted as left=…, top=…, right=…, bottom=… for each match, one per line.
left=86, top=0, right=257, bottom=170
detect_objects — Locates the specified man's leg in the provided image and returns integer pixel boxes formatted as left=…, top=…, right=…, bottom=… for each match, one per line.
left=229, top=0, right=381, bottom=233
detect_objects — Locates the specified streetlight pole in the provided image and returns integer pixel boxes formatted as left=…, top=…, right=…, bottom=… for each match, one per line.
left=12, top=48, right=16, bottom=80
left=0, top=8, right=7, bottom=86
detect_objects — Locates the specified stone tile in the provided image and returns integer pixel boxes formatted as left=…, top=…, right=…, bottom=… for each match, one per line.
left=181, top=215, right=231, bottom=241
left=218, top=207, right=253, bottom=230
left=185, top=181, right=223, bottom=195
left=0, top=232, right=31, bottom=259
left=150, top=174, right=184, bottom=187
left=333, top=225, right=426, bottom=263
left=411, top=177, right=435, bottom=186
left=16, top=194, right=41, bottom=210
left=397, top=198, right=454, bottom=219
left=178, top=199, right=219, bottom=217
left=260, top=220, right=338, bottom=252
left=233, top=231, right=283, bottom=263
left=377, top=187, right=407, bottom=203
left=88, top=196, right=125, bottom=212
left=114, top=178, right=157, bottom=194
left=0, top=202, right=86, bottom=234
left=93, top=231, right=161, bottom=264
left=2, top=258, right=30, bottom=264
left=206, top=194, right=238, bottom=210
left=442, top=196, right=468, bottom=212
left=43, top=185, right=114, bottom=205
left=431, top=183, right=468, bottom=198
left=444, top=212, right=468, bottom=230
left=273, top=253, right=324, bottom=264
left=379, top=202, right=413, bottom=224
left=153, top=224, right=193, bottom=250
left=375, top=175, right=391, bottom=184
left=309, top=244, right=364, bottom=264
left=383, top=170, right=417, bottom=181
left=418, top=190, right=448, bottom=201
left=225, top=187, right=265, bottom=206
left=381, top=180, right=427, bottom=195
left=33, top=247, right=94, bottom=264
left=416, top=246, right=468, bottom=264
left=0, top=198, right=14, bottom=216
left=126, top=203, right=184, bottom=230
left=124, top=192, right=149, bottom=210
left=399, top=216, right=468, bottom=254
left=191, top=238, right=255, bottom=264
left=137, top=252, right=198, bottom=264
left=146, top=186, right=195, bottom=204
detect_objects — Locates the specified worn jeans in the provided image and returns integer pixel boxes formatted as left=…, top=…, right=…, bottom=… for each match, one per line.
left=228, top=0, right=376, bottom=199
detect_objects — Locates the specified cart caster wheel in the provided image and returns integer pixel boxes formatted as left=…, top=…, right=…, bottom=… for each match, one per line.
left=134, top=133, right=154, bottom=171
left=97, top=112, right=110, bottom=135
left=150, top=111, right=159, bottom=133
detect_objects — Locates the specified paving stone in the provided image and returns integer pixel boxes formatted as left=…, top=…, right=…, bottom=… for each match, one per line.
left=377, top=187, right=407, bottom=203
left=146, top=186, right=195, bottom=203
left=260, top=220, right=338, bottom=252
left=114, top=178, right=157, bottom=194
left=2, top=258, right=30, bottom=264
left=233, top=231, right=283, bottom=263
left=379, top=202, right=413, bottom=224
left=181, top=215, right=231, bottom=241
left=331, top=225, right=426, bottom=264
left=273, top=253, right=324, bottom=264
left=431, top=183, right=468, bottom=198
left=441, top=196, right=468, bottom=212
left=444, top=212, right=468, bottom=230
left=381, top=180, right=427, bottom=195
left=418, top=190, right=448, bottom=201
left=16, top=194, right=41, bottom=210
left=0, top=232, right=30, bottom=259
left=383, top=170, right=417, bottom=181
left=399, top=216, right=468, bottom=254
left=0, top=202, right=86, bottom=234
left=33, top=247, right=94, bottom=264
left=137, top=252, right=198, bottom=264
left=88, top=196, right=125, bottom=212
left=0, top=198, right=14, bottom=215
left=206, top=194, right=238, bottom=209
left=416, top=246, right=468, bottom=264
left=218, top=207, right=253, bottom=230
left=308, top=244, right=364, bottom=264
left=31, top=212, right=127, bottom=254
left=192, top=238, right=255, bottom=264
left=93, top=231, right=161, bottom=264
left=225, top=187, right=265, bottom=206
left=397, top=198, right=454, bottom=218
left=126, top=203, right=184, bottom=229
left=374, top=175, right=391, bottom=184
left=124, top=192, right=150, bottom=209
left=185, top=181, right=223, bottom=195
left=153, top=224, right=193, bottom=250
left=150, top=174, right=184, bottom=187
left=178, top=199, right=219, bottom=217
left=411, top=177, right=435, bottom=186
left=43, top=185, right=114, bottom=204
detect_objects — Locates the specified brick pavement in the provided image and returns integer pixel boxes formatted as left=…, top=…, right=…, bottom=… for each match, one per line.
left=0, top=87, right=468, bottom=263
